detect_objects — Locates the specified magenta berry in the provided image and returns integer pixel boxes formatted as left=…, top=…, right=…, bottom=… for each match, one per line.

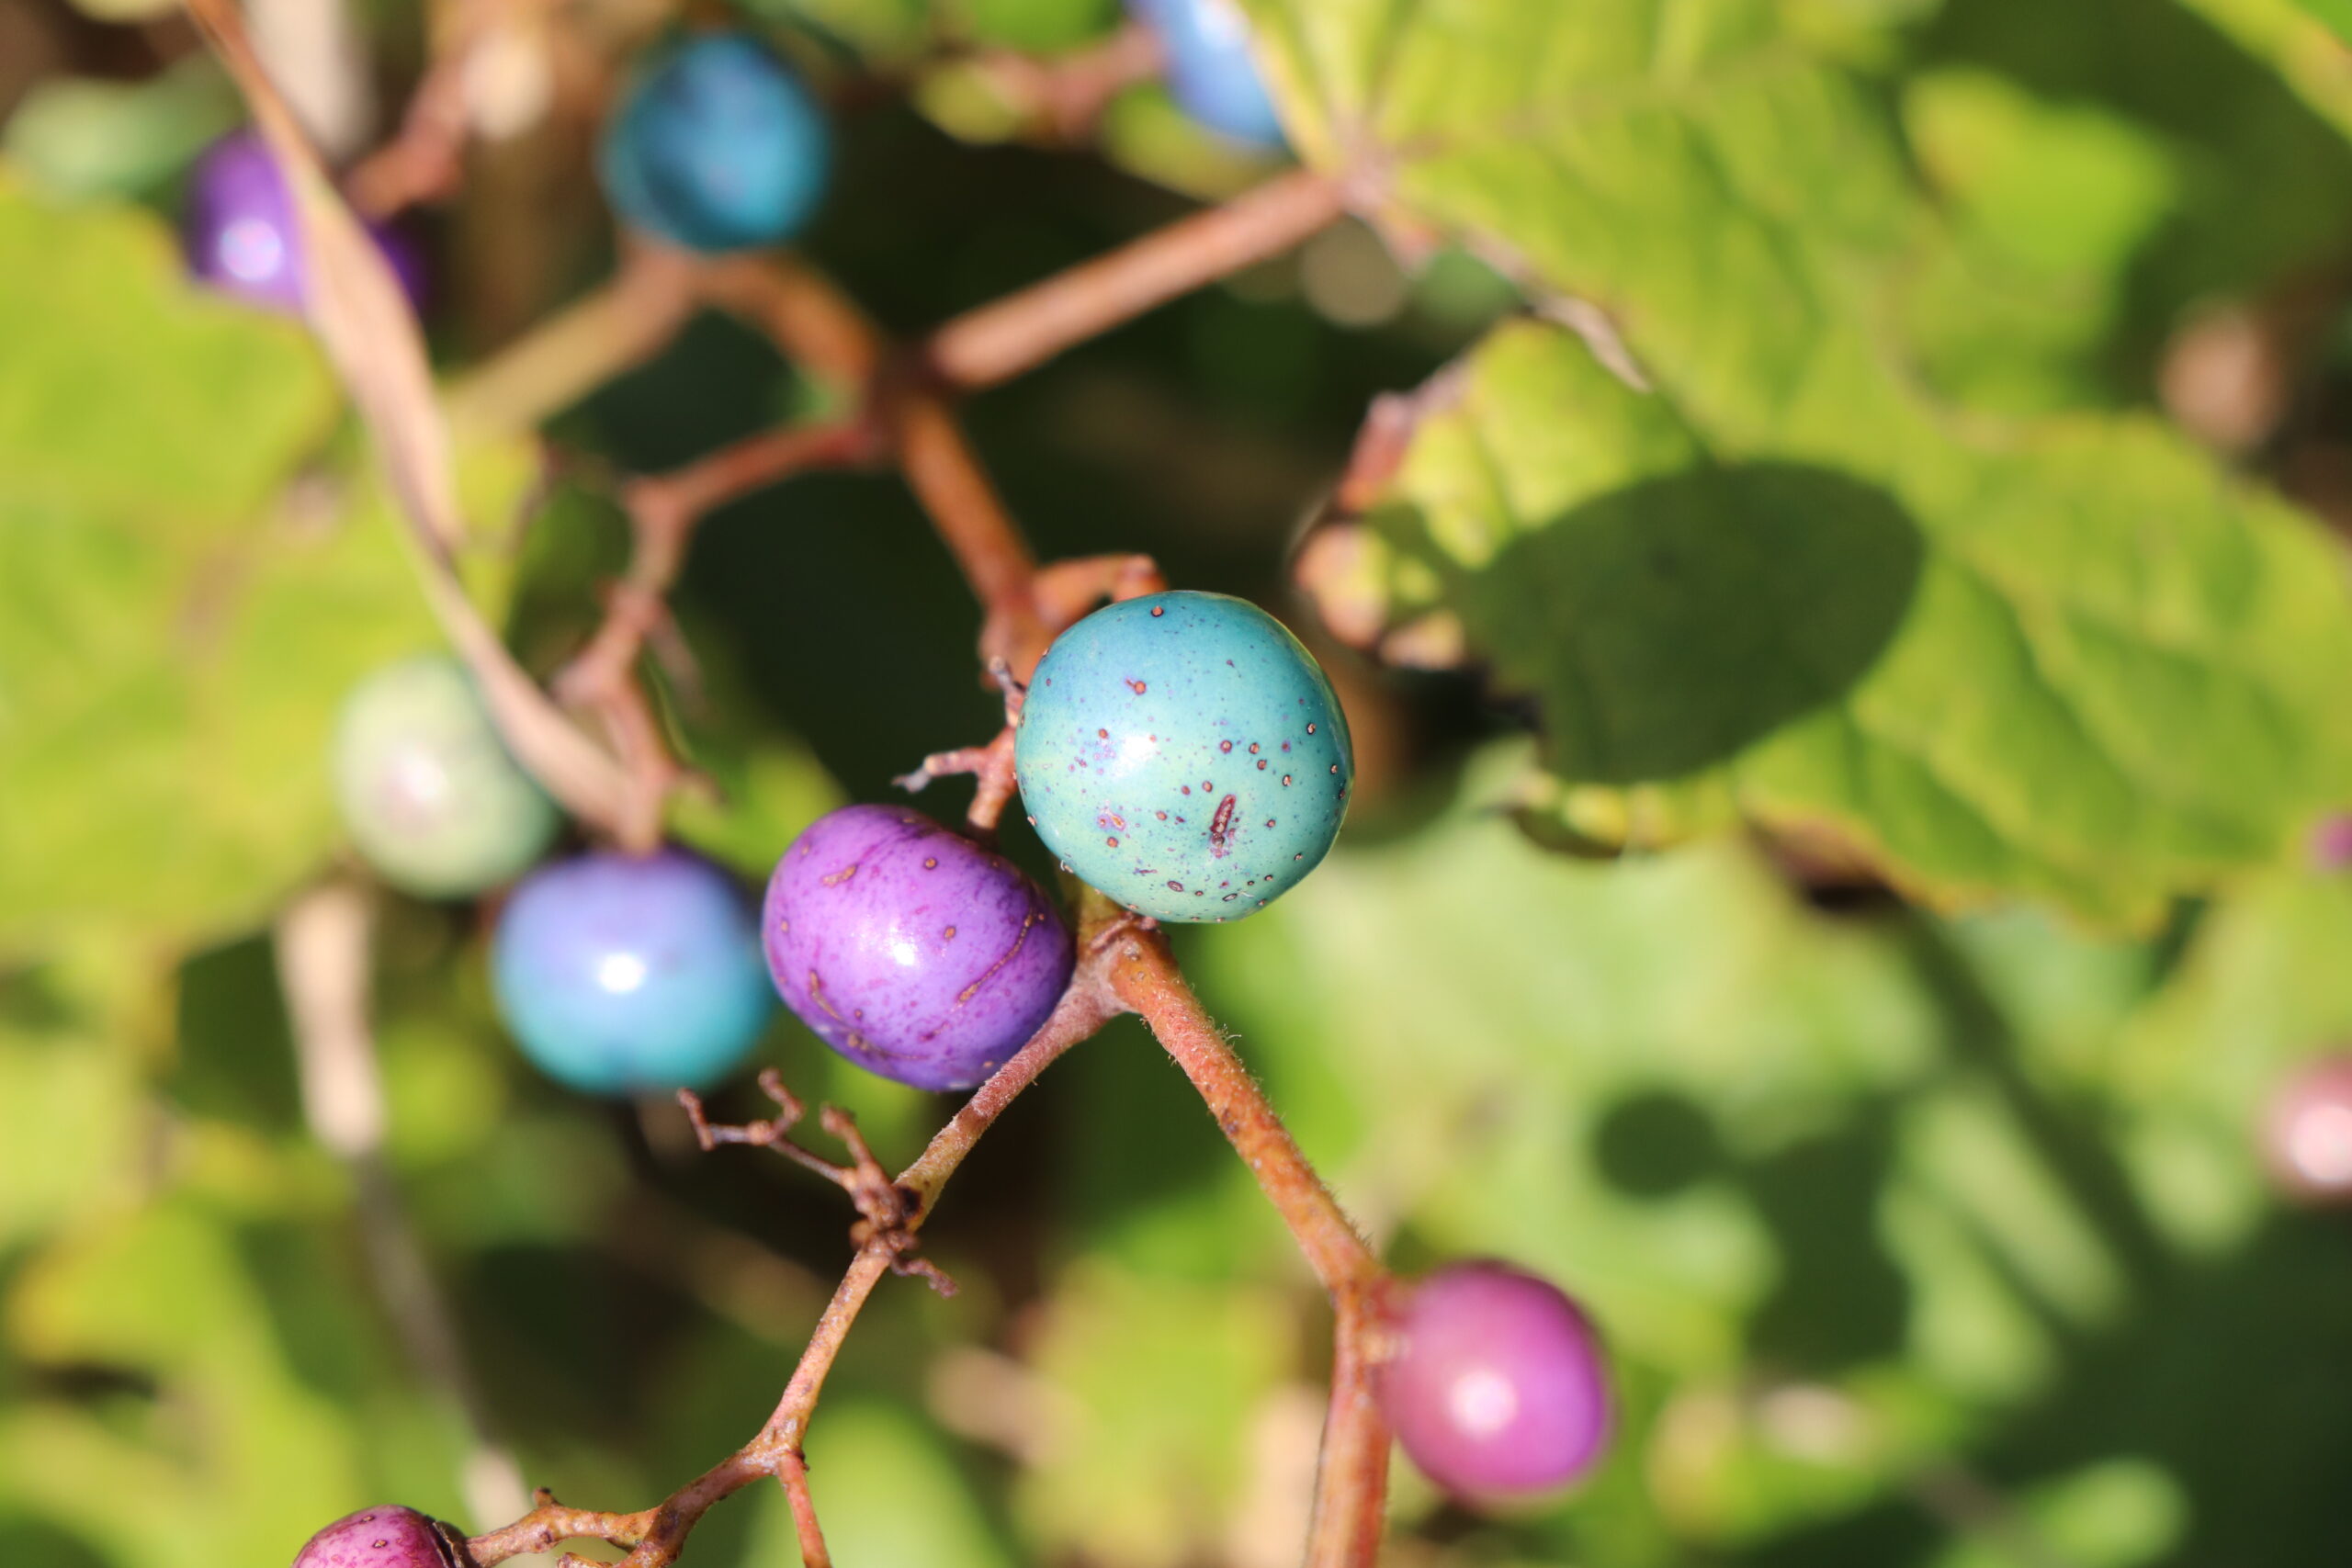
left=290, top=1506, right=467, bottom=1568
left=763, top=804, right=1074, bottom=1091
left=2264, top=1055, right=2352, bottom=1202
left=1379, top=1261, right=1611, bottom=1500
left=2311, top=814, right=2352, bottom=872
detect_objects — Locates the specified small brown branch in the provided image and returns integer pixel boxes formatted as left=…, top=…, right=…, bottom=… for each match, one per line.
left=626, top=421, right=885, bottom=554
left=893, top=393, right=1049, bottom=668
left=925, top=169, right=1346, bottom=391
left=698, top=254, right=885, bottom=388
left=551, top=419, right=877, bottom=849
left=1106, top=923, right=1397, bottom=1568
left=1302, top=1292, right=1396, bottom=1568
left=681, top=1070, right=951, bottom=1292
left=1033, top=552, right=1169, bottom=626
left=966, top=20, right=1165, bottom=144
left=1109, top=925, right=1380, bottom=1296
left=344, top=6, right=478, bottom=219
left=469, top=1491, right=655, bottom=1565
left=446, top=248, right=702, bottom=438
left=896, top=726, right=1021, bottom=836
left=775, top=1450, right=833, bottom=1568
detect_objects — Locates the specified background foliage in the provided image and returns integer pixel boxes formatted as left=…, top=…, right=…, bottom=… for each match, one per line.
left=6, top=1, right=2352, bottom=1566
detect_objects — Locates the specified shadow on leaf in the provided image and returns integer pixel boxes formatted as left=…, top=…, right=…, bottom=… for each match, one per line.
left=1411, top=462, right=1925, bottom=784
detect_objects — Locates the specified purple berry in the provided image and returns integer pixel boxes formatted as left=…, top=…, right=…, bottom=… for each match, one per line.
left=1379, top=1262, right=1612, bottom=1500
left=2264, top=1055, right=2352, bottom=1202
left=763, top=804, right=1075, bottom=1091
left=290, top=1506, right=467, bottom=1568
left=184, top=130, right=426, bottom=314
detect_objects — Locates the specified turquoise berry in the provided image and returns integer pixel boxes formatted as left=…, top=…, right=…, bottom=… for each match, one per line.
left=333, top=655, right=560, bottom=897
left=599, top=32, right=831, bottom=253
left=492, top=849, right=774, bottom=1095
left=1012, top=591, right=1351, bottom=922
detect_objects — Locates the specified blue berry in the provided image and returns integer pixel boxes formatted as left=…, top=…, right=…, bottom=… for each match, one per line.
left=598, top=33, right=831, bottom=253
left=333, top=655, right=559, bottom=897
left=1012, top=591, right=1351, bottom=922
left=1126, top=0, right=1286, bottom=148
left=492, top=849, right=773, bottom=1094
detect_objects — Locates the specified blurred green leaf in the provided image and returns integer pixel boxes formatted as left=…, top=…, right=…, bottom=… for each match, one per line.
left=1899, top=68, right=2179, bottom=413
left=794, top=1401, right=1014, bottom=1568
left=954, top=0, right=1120, bottom=51
left=0, top=179, right=548, bottom=957
left=1015, top=1262, right=1298, bottom=1568
left=0, top=1199, right=412, bottom=1568
left=2, top=62, right=241, bottom=200
left=2289, top=0, right=2352, bottom=42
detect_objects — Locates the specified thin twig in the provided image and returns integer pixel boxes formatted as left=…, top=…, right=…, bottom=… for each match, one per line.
left=964, top=20, right=1165, bottom=144
left=275, top=882, right=535, bottom=1535
left=896, top=726, right=1022, bottom=836
left=468, top=897, right=1133, bottom=1568
left=1106, top=925, right=1397, bottom=1568
left=775, top=1450, right=833, bottom=1568
left=925, top=169, right=1347, bottom=390
left=1302, top=1292, right=1396, bottom=1568
left=445, top=248, right=703, bottom=438
left=1107, top=924, right=1380, bottom=1294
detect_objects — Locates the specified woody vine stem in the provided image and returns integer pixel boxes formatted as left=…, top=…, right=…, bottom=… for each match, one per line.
left=182, top=2, right=1396, bottom=1564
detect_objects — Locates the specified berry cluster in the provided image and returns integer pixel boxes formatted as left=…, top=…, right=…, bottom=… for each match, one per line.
left=275, top=24, right=1614, bottom=1565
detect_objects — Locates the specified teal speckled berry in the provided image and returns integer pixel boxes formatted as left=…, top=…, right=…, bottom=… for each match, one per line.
left=1013, top=592, right=1351, bottom=922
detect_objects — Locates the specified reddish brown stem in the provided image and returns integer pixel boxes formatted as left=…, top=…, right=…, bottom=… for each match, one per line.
left=775, top=1451, right=833, bottom=1568
left=447, top=249, right=702, bottom=437
left=1304, top=1292, right=1397, bottom=1568
left=629, top=421, right=884, bottom=549
left=894, top=393, right=1057, bottom=674
left=1108, top=925, right=1379, bottom=1294
left=897, top=726, right=1021, bottom=835
left=698, top=254, right=884, bottom=387
left=925, top=169, right=1346, bottom=390
left=967, top=20, right=1165, bottom=143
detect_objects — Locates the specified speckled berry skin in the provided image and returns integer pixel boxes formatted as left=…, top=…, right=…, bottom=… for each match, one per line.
left=1380, top=1262, right=1613, bottom=1501
left=290, top=1506, right=466, bottom=1568
left=599, top=33, right=830, bottom=253
left=185, top=130, right=425, bottom=314
left=333, top=655, right=560, bottom=897
left=1013, top=592, right=1351, bottom=922
left=763, top=805, right=1074, bottom=1092
left=1126, top=0, right=1286, bottom=148
left=492, top=849, right=773, bottom=1095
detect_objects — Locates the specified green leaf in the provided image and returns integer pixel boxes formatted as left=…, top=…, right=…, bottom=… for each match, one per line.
left=1316, top=320, right=2352, bottom=922
left=0, top=180, right=489, bottom=956
left=2, top=61, right=241, bottom=200
left=1247, top=1, right=2352, bottom=919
